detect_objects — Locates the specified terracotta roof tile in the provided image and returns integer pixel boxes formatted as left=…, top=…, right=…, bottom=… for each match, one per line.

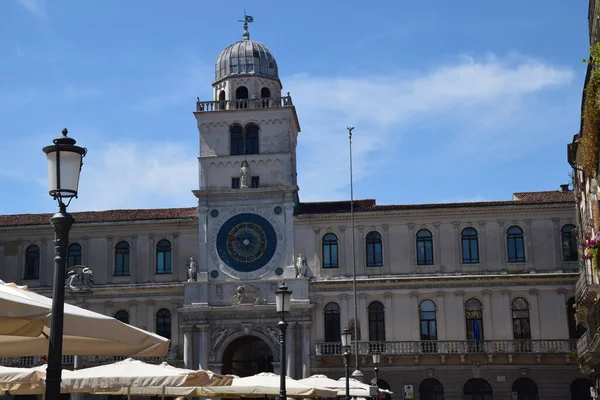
left=0, top=208, right=197, bottom=228
left=296, top=190, right=575, bottom=215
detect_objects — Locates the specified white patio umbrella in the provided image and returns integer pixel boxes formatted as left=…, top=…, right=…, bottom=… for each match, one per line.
left=202, top=372, right=339, bottom=398
left=300, top=374, right=377, bottom=397
left=2, top=358, right=233, bottom=394
left=336, top=377, right=393, bottom=396
left=0, top=280, right=169, bottom=357
left=0, top=365, right=46, bottom=386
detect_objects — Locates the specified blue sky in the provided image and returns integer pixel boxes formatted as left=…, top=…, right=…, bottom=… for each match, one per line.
left=0, top=0, right=589, bottom=214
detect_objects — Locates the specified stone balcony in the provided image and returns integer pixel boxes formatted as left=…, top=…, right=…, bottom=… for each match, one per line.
left=315, top=339, right=576, bottom=364
left=576, top=262, right=600, bottom=307
left=195, top=95, right=293, bottom=112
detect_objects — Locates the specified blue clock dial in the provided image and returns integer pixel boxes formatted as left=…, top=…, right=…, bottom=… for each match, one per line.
left=216, top=213, right=277, bottom=272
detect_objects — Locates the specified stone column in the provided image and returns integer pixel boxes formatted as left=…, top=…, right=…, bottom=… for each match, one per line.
left=356, top=225, right=365, bottom=275
left=337, top=226, right=347, bottom=274
left=128, top=300, right=138, bottom=327
left=407, top=223, right=416, bottom=273
left=314, top=296, right=324, bottom=342
left=313, top=228, right=321, bottom=274
left=454, top=291, right=466, bottom=339
left=340, top=295, right=349, bottom=329
left=382, top=225, right=390, bottom=274
left=528, top=289, right=542, bottom=339
left=197, top=324, right=209, bottom=370
left=497, top=220, right=506, bottom=271
left=410, top=292, right=420, bottom=341
left=556, top=288, right=569, bottom=338
left=147, top=300, right=156, bottom=332
left=172, top=233, right=179, bottom=280
left=286, top=323, right=296, bottom=378
left=300, top=322, right=312, bottom=378
left=358, top=294, right=368, bottom=342
left=131, top=234, right=139, bottom=282
left=433, top=222, right=441, bottom=267
left=501, top=290, right=512, bottom=339
left=183, top=327, right=193, bottom=369
left=104, top=301, right=114, bottom=317
left=452, top=221, right=461, bottom=271
left=198, top=206, right=209, bottom=276
left=383, top=293, right=394, bottom=340
left=284, top=202, right=295, bottom=269
left=106, top=235, right=114, bottom=283
left=147, top=234, right=155, bottom=282
left=81, top=236, right=89, bottom=266
left=478, top=221, right=487, bottom=271
left=482, top=290, right=493, bottom=339
left=552, top=218, right=562, bottom=269
left=435, top=292, right=446, bottom=340
left=524, top=219, right=534, bottom=269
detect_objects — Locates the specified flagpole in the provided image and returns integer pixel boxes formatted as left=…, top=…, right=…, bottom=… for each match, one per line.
left=347, top=127, right=362, bottom=380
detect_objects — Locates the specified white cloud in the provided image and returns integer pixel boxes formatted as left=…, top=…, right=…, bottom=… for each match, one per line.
left=16, top=0, right=46, bottom=18
left=284, top=53, right=575, bottom=202
left=71, top=142, right=198, bottom=211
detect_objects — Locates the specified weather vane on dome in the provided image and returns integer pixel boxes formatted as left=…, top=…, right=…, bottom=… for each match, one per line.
left=238, top=12, right=254, bottom=40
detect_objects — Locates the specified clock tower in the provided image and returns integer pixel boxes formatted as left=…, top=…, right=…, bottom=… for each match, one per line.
left=189, top=17, right=303, bottom=304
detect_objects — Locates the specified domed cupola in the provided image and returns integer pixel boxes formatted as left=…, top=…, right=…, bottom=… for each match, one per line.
left=214, top=16, right=279, bottom=84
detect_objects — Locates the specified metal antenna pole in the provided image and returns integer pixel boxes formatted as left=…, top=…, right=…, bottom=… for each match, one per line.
left=347, top=126, right=360, bottom=374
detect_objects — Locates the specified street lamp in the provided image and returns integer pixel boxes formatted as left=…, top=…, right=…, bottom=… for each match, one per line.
left=42, top=128, right=86, bottom=400
left=275, top=282, right=292, bottom=400
left=371, top=352, right=380, bottom=400
left=341, top=327, right=352, bottom=400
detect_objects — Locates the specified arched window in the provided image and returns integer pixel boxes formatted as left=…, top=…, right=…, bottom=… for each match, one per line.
left=322, top=233, right=339, bottom=268
left=156, top=308, right=171, bottom=339
left=156, top=239, right=172, bottom=274
left=512, top=378, right=538, bottom=400
left=368, top=301, right=385, bottom=344
left=324, top=302, right=341, bottom=343
left=114, top=310, right=129, bottom=324
left=235, top=86, right=248, bottom=99
left=419, top=300, right=437, bottom=341
left=260, top=87, right=270, bottom=98
left=465, top=298, right=484, bottom=343
left=567, top=297, right=585, bottom=339
left=366, top=231, right=383, bottom=267
left=235, top=86, right=248, bottom=109
left=512, top=297, right=531, bottom=340
left=67, top=243, right=82, bottom=268
left=561, top=224, right=578, bottom=262
left=114, top=241, right=130, bottom=276
left=218, top=90, right=226, bottom=110
left=507, top=226, right=526, bottom=262
left=419, top=378, right=444, bottom=400
left=463, top=378, right=492, bottom=400
left=24, top=245, right=40, bottom=280
left=570, top=378, right=593, bottom=400
left=230, top=124, right=244, bottom=155
left=461, top=228, right=479, bottom=264
left=416, top=229, right=434, bottom=265
left=245, top=124, right=259, bottom=155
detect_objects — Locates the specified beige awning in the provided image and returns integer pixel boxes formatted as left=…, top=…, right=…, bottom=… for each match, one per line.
left=300, top=374, right=378, bottom=397
left=2, top=358, right=233, bottom=394
left=0, top=280, right=169, bottom=357
left=202, top=372, right=339, bottom=398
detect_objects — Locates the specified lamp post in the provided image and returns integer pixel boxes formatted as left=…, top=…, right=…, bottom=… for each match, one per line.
left=341, top=327, right=352, bottom=400
left=275, top=282, right=292, bottom=400
left=371, top=352, right=380, bottom=400
left=42, top=128, right=86, bottom=400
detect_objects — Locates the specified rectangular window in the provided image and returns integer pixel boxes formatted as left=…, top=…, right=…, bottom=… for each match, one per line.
left=114, top=253, right=130, bottom=276
left=231, top=178, right=240, bottom=189
left=251, top=176, right=260, bottom=188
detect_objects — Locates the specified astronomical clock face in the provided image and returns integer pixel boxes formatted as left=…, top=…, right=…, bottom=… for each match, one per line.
left=216, top=213, right=278, bottom=275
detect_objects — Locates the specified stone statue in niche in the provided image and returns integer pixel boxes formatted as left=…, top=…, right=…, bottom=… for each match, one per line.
left=186, top=257, right=198, bottom=282
left=266, top=326, right=281, bottom=345
left=295, top=254, right=308, bottom=278
left=65, top=266, right=94, bottom=293
left=232, top=285, right=266, bottom=305
left=240, top=161, right=250, bottom=189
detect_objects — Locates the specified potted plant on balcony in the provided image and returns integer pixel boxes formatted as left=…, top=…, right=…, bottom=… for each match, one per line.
left=584, top=235, right=600, bottom=271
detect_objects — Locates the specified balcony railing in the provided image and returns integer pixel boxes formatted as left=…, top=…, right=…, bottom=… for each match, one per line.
left=315, top=339, right=576, bottom=356
left=195, top=96, right=293, bottom=112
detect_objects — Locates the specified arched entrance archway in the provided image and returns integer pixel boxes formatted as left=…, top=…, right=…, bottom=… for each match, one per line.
left=222, top=335, right=274, bottom=377
left=570, top=378, right=593, bottom=400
